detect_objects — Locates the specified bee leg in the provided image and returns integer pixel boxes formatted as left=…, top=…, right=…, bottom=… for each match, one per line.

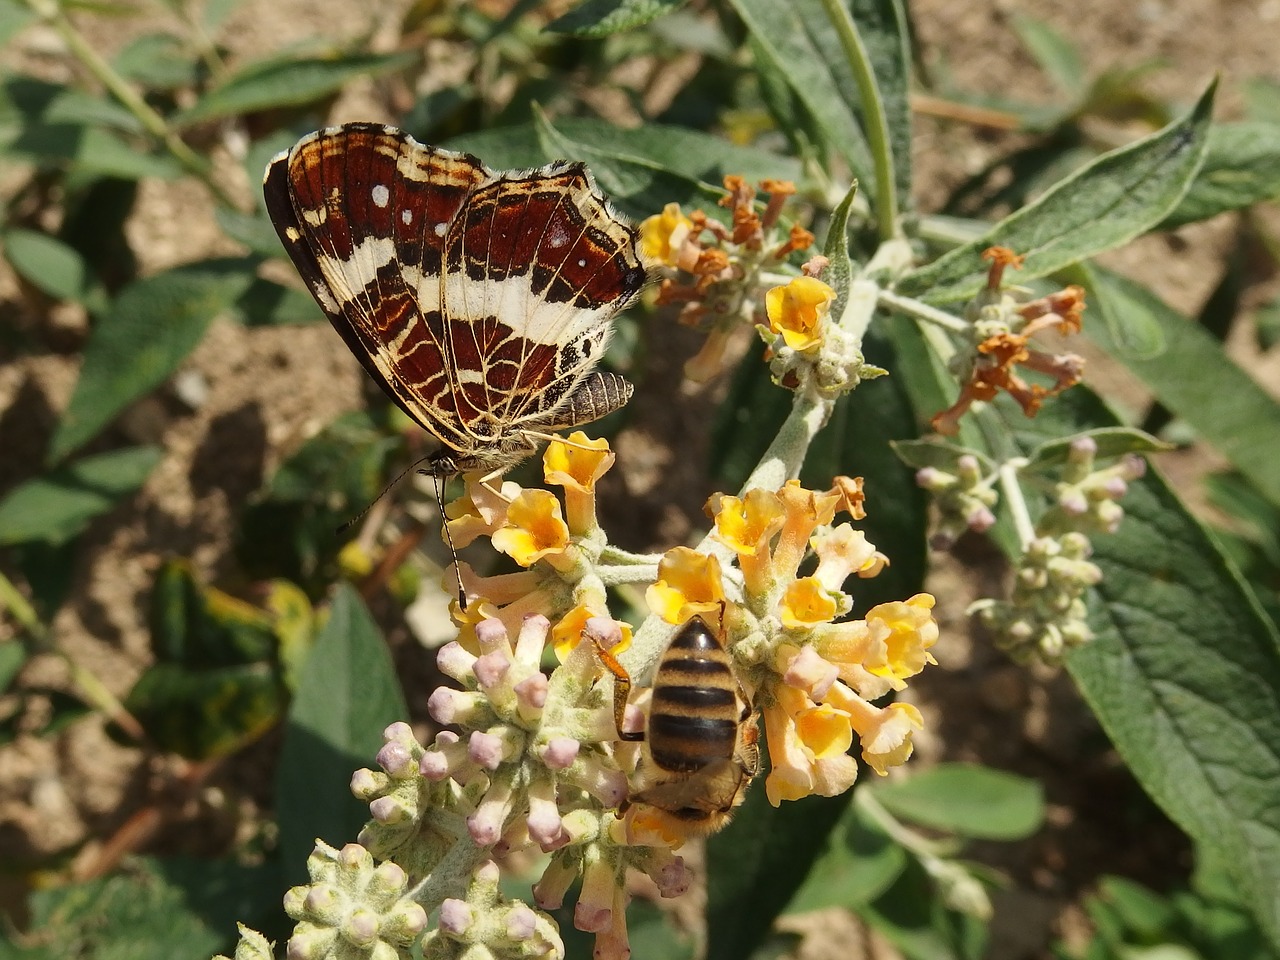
left=588, top=632, right=645, bottom=742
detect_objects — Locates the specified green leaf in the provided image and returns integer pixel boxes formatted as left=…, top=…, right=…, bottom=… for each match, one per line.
left=898, top=81, right=1216, bottom=305
left=1161, top=121, right=1280, bottom=228
left=849, top=0, right=913, bottom=214
left=728, top=0, right=875, bottom=192
left=1085, top=266, right=1280, bottom=510
left=1096, top=877, right=1178, bottom=940
left=114, top=33, right=201, bottom=90
left=0, top=0, right=36, bottom=45
left=0, top=75, right=143, bottom=135
left=1010, top=13, right=1084, bottom=94
left=2, top=123, right=183, bottom=180
left=1040, top=398, right=1280, bottom=950
left=4, top=228, right=90, bottom=303
left=890, top=438, right=996, bottom=475
left=871, top=763, right=1045, bottom=840
left=0, top=446, right=162, bottom=546
left=277, top=584, right=408, bottom=885
left=172, top=50, right=418, bottom=127
left=450, top=116, right=801, bottom=218
left=1256, top=295, right=1280, bottom=352
left=823, top=182, right=859, bottom=308
left=858, top=857, right=988, bottom=960
left=126, top=561, right=293, bottom=759
left=547, top=0, right=688, bottom=37
left=17, top=857, right=253, bottom=960
left=48, top=259, right=257, bottom=463
left=231, top=277, right=326, bottom=326
left=215, top=207, right=289, bottom=257
left=784, top=800, right=907, bottom=913
left=1024, top=427, right=1171, bottom=473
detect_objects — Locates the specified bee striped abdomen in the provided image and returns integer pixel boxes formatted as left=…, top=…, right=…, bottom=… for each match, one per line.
left=647, top=619, right=742, bottom=773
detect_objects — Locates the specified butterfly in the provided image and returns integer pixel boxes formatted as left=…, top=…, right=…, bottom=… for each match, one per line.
left=262, top=123, right=647, bottom=478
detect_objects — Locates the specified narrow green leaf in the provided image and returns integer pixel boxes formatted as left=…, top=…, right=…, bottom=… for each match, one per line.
left=1161, top=121, right=1280, bottom=228
left=823, top=182, right=859, bottom=308
left=231, top=278, right=326, bottom=326
left=48, top=259, right=257, bottom=463
left=0, top=446, right=162, bottom=546
left=113, top=33, right=200, bottom=90
left=4, top=228, right=89, bottom=302
left=1085, top=266, right=1280, bottom=510
left=277, top=584, right=407, bottom=885
left=172, top=51, right=418, bottom=127
left=548, top=0, right=688, bottom=37
left=898, top=81, right=1216, bottom=304
left=1010, top=13, right=1085, bottom=94
left=451, top=115, right=801, bottom=219
left=848, top=0, right=913, bottom=213
left=1025, top=427, right=1171, bottom=473
left=871, top=763, right=1045, bottom=840
left=215, top=207, right=291, bottom=257
left=727, top=0, right=875, bottom=192
left=3, top=123, right=183, bottom=180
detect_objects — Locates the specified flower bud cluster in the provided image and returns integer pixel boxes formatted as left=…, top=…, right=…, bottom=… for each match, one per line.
left=421, top=860, right=563, bottom=960
left=282, top=841, right=428, bottom=960
left=915, top=454, right=998, bottom=548
left=970, top=532, right=1102, bottom=664
left=1037, top=437, right=1148, bottom=537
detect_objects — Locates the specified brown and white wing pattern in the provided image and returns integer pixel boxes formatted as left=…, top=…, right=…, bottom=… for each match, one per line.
left=263, top=123, right=646, bottom=474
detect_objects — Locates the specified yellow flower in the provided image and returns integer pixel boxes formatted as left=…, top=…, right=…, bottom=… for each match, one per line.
left=762, top=685, right=858, bottom=805
left=709, top=488, right=784, bottom=595
left=825, top=683, right=923, bottom=776
left=640, top=202, right=693, bottom=266
left=544, top=432, right=614, bottom=535
left=551, top=605, right=632, bottom=664
left=544, top=432, right=614, bottom=491
left=778, top=577, right=838, bottom=628
left=772, top=480, right=839, bottom=583
left=645, top=547, right=726, bottom=625
left=765, top=276, right=835, bottom=351
left=444, top=478, right=522, bottom=548
left=866, top=594, right=938, bottom=686
left=811, top=524, right=888, bottom=592
left=490, top=489, right=570, bottom=567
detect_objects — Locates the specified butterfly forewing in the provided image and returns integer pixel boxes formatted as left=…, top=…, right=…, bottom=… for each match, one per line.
left=264, top=123, right=646, bottom=474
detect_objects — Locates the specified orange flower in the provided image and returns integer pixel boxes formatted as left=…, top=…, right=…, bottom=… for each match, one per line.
left=765, top=276, right=835, bottom=351
left=444, top=478, right=521, bottom=548
left=639, top=202, right=694, bottom=267
left=551, top=605, right=632, bottom=664
left=709, top=488, right=785, bottom=594
left=778, top=577, right=839, bottom=628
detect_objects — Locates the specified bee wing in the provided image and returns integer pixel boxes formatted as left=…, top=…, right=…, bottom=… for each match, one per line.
left=634, top=760, right=748, bottom=814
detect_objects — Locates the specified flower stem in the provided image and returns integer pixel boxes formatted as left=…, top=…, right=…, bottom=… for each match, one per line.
left=24, top=0, right=239, bottom=209
left=999, top=459, right=1037, bottom=548
left=817, top=0, right=898, bottom=241
left=878, top=289, right=970, bottom=334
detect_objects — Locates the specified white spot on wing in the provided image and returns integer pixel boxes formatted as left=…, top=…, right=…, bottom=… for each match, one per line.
left=302, top=206, right=327, bottom=227
left=311, top=281, right=340, bottom=313
left=401, top=209, right=413, bottom=225
left=372, top=184, right=390, bottom=208
left=547, top=223, right=570, bottom=249
left=433, top=222, right=447, bottom=238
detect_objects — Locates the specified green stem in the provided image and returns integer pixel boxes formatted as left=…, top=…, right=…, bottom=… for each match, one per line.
left=998, top=459, right=1037, bottom=548
left=27, top=0, right=238, bottom=209
left=878, top=289, right=970, bottom=334
left=817, top=0, right=898, bottom=241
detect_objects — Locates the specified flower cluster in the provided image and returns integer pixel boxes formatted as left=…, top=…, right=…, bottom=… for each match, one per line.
left=647, top=477, right=938, bottom=806
left=915, top=454, right=999, bottom=549
left=639, top=176, right=854, bottom=386
left=932, top=246, right=1086, bottom=436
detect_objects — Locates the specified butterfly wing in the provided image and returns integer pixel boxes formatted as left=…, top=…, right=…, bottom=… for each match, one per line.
left=262, top=123, right=490, bottom=454
left=437, top=162, right=647, bottom=448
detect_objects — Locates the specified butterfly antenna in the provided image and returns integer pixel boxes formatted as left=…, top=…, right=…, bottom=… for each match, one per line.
left=430, top=470, right=468, bottom=610
left=336, top=455, right=432, bottom=535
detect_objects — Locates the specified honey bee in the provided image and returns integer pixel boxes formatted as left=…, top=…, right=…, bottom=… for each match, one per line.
left=594, top=615, right=760, bottom=836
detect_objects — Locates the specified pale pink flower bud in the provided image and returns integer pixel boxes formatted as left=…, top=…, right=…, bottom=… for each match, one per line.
left=369, top=796, right=405, bottom=824
left=534, top=855, right=579, bottom=910
left=427, top=688, right=483, bottom=726
left=375, top=740, right=412, bottom=777
left=967, top=504, right=996, bottom=532
left=438, top=898, right=473, bottom=936
left=349, top=768, right=382, bottom=799
left=514, top=614, right=551, bottom=666
left=343, top=908, right=379, bottom=947
left=468, top=779, right=514, bottom=845
left=1059, top=490, right=1088, bottom=515
left=468, top=730, right=506, bottom=770
left=514, top=672, right=548, bottom=713
left=783, top=645, right=838, bottom=699
left=540, top=735, right=579, bottom=770
left=473, top=649, right=511, bottom=690
left=507, top=904, right=537, bottom=940
left=649, top=855, right=691, bottom=898
left=561, top=755, right=627, bottom=806
left=436, top=642, right=477, bottom=683
left=475, top=618, right=511, bottom=655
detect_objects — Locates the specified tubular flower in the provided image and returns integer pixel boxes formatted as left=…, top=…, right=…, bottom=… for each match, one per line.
left=826, top=681, right=925, bottom=776
left=778, top=577, right=840, bottom=628
left=444, top=478, right=521, bottom=548
left=491, top=489, right=572, bottom=569
left=762, top=685, right=858, bottom=805
left=932, top=246, right=1087, bottom=436
left=765, top=276, right=836, bottom=351
left=544, top=432, right=615, bottom=535
left=550, top=605, right=632, bottom=664
left=645, top=546, right=727, bottom=624
left=709, top=488, right=785, bottom=594
left=811, top=523, right=888, bottom=592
